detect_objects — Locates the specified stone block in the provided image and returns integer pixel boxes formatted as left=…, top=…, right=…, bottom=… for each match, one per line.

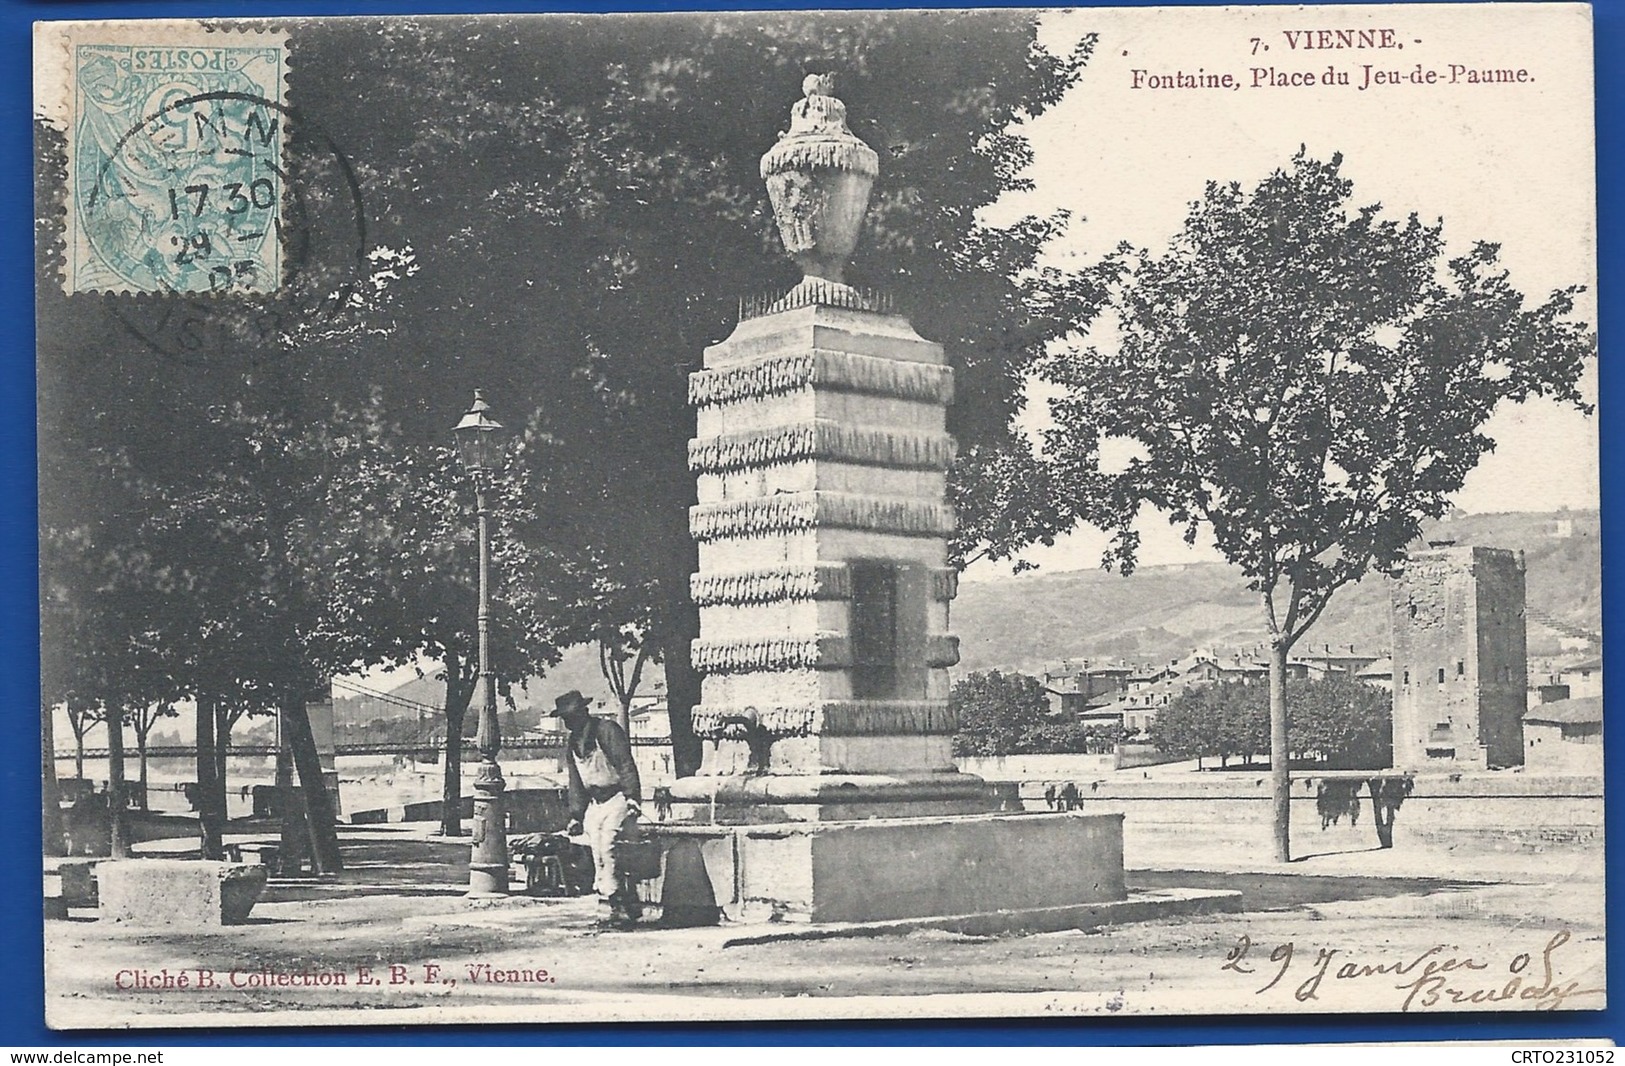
left=97, top=859, right=268, bottom=926
left=44, top=859, right=98, bottom=907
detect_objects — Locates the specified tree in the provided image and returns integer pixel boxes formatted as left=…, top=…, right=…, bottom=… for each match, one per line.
left=127, top=702, right=178, bottom=809
left=1149, top=687, right=1206, bottom=764
left=599, top=625, right=656, bottom=736
left=41, top=480, right=187, bottom=855
left=63, top=702, right=97, bottom=783
left=1150, top=682, right=1264, bottom=768
left=1291, top=674, right=1391, bottom=769
left=137, top=402, right=366, bottom=868
left=1044, top=150, right=1595, bottom=860
left=321, top=399, right=571, bottom=836
left=281, top=15, right=1103, bottom=776
left=1218, top=683, right=1270, bottom=766
left=1152, top=675, right=1391, bottom=770
left=951, top=670, right=1053, bottom=757
left=39, top=15, right=1108, bottom=789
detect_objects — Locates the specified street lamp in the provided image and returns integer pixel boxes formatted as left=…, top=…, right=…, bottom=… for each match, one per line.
left=454, top=389, right=508, bottom=896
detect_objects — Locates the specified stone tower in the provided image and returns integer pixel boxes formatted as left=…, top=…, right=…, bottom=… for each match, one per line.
left=1390, top=544, right=1528, bottom=770
left=673, top=73, right=995, bottom=820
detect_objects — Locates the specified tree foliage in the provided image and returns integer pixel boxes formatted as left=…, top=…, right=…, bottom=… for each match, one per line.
left=951, top=670, right=1053, bottom=757
left=1043, top=150, right=1594, bottom=857
left=1150, top=676, right=1391, bottom=770
left=39, top=14, right=1108, bottom=780
left=1150, top=682, right=1265, bottom=766
left=1290, top=674, right=1392, bottom=769
left=320, top=394, right=575, bottom=832
left=1046, top=149, right=1594, bottom=625
left=1023, top=721, right=1129, bottom=755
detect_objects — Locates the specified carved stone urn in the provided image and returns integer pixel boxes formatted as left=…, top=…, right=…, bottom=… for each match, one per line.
left=760, top=73, right=879, bottom=284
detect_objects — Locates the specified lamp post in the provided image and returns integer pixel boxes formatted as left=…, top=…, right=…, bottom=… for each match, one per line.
left=454, top=389, right=508, bottom=896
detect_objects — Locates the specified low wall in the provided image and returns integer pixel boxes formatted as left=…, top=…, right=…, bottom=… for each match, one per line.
left=957, top=748, right=1181, bottom=780
left=1041, top=772, right=1603, bottom=850
left=957, top=753, right=1116, bottom=780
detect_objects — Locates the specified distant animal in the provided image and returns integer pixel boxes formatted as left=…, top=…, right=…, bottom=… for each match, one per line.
left=1369, top=775, right=1415, bottom=849
left=1315, top=780, right=1362, bottom=830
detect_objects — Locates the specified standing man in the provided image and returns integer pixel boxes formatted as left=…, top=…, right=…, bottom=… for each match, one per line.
left=553, top=690, right=643, bottom=928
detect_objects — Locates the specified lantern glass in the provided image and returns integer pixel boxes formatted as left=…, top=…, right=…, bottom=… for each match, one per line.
left=453, top=390, right=505, bottom=474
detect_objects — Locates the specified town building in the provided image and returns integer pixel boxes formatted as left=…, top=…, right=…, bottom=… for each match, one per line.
left=1061, top=644, right=1386, bottom=736
left=1522, top=696, right=1602, bottom=774
left=1390, top=544, right=1528, bottom=770
left=1041, top=660, right=1133, bottom=717
left=1355, top=656, right=1394, bottom=691
left=1557, top=656, right=1603, bottom=701
left=627, top=682, right=670, bottom=740
left=1293, top=643, right=1388, bottom=680
left=1528, top=653, right=1603, bottom=706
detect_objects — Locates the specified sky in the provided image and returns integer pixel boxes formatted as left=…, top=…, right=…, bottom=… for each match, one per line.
left=966, top=2, right=1599, bottom=579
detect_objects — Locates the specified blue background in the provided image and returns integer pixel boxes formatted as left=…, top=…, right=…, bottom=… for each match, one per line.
left=3, top=0, right=1619, bottom=1047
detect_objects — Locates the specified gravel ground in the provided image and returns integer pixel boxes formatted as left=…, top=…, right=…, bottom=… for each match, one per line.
left=45, top=819, right=1605, bottom=1029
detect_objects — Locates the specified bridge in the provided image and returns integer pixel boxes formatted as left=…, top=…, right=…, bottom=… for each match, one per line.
left=59, top=735, right=674, bottom=760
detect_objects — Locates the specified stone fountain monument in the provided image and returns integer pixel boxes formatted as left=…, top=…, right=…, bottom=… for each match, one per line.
left=677, top=73, right=997, bottom=822
left=651, top=76, right=1231, bottom=931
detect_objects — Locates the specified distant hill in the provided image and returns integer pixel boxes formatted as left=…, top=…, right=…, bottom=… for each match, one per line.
left=954, top=510, right=1601, bottom=675
left=333, top=509, right=1600, bottom=722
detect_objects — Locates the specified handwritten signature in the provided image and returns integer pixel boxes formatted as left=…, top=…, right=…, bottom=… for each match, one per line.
left=1221, top=929, right=1603, bottom=1011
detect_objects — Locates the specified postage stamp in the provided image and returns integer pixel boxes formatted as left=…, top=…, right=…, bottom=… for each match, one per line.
left=46, top=21, right=288, bottom=295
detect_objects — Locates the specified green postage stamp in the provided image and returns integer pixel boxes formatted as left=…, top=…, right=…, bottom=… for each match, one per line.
left=43, top=22, right=288, bottom=294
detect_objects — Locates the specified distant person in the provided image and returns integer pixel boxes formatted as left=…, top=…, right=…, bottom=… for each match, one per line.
left=67, top=789, right=110, bottom=857
left=1058, top=781, right=1080, bottom=811
left=554, top=690, right=644, bottom=929
left=1043, top=783, right=1057, bottom=810
left=1315, top=781, right=1337, bottom=830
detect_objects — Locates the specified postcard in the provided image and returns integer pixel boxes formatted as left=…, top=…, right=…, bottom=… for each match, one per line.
left=35, top=2, right=1602, bottom=1028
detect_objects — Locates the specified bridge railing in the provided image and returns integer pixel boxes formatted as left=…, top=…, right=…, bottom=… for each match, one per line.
left=58, top=735, right=674, bottom=760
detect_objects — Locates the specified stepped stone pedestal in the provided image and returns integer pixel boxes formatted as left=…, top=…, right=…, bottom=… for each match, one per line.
left=668, top=298, right=1004, bottom=823
left=655, top=73, right=1136, bottom=928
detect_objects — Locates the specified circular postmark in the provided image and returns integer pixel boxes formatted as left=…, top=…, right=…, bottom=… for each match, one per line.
left=87, top=91, right=367, bottom=367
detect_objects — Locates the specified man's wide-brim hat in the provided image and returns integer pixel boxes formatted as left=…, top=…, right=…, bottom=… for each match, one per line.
left=552, top=690, right=590, bottom=716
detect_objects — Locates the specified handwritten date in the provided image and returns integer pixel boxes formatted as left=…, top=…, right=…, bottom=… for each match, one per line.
left=1222, top=930, right=1601, bottom=1011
